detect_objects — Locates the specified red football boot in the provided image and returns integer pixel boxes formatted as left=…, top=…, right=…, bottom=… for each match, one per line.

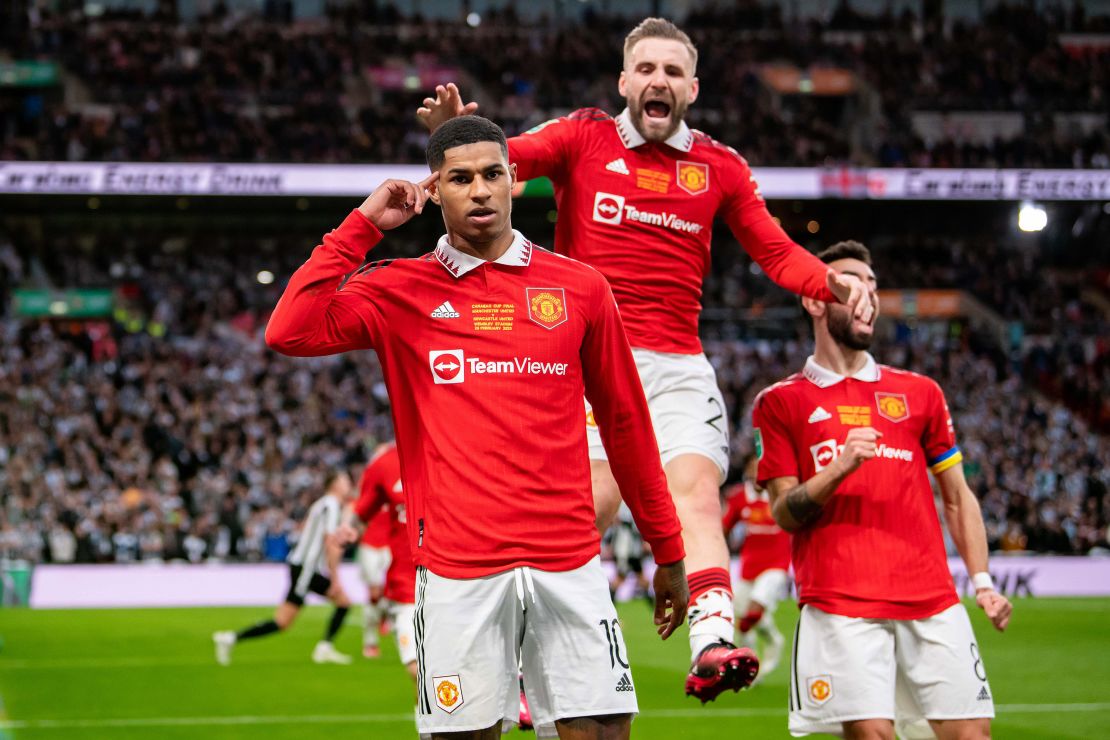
left=684, top=642, right=760, bottom=703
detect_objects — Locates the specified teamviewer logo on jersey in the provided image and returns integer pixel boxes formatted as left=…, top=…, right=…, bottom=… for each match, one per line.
left=810, top=439, right=840, bottom=472
left=593, top=192, right=625, bottom=225
left=429, top=350, right=464, bottom=384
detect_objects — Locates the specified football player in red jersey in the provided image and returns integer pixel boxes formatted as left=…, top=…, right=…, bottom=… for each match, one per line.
left=417, top=18, right=874, bottom=700
left=721, top=455, right=791, bottom=682
left=267, top=116, right=688, bottom=739
left=753, top=241, right=1012, bottom=740
left=356, top=481, right=392, bottom=659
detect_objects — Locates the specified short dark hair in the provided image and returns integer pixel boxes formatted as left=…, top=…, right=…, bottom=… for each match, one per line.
left=323, top=469, right=345, bottom=491
left=815, top=240, right=872, bottom=266
left=426, top=115, right=508, bottom=170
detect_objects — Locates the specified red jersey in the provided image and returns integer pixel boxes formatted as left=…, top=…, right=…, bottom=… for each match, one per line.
left=509, top=108, right=836, bottom=354
left=354, top=443, right=415, bottom=603
left=752, top=355, right=963, bottom=620
left=722, top=482, right=791, bottom=581
left=266, top=211, right=684, bottom=578
left=359, top=468, right=391, bottom=550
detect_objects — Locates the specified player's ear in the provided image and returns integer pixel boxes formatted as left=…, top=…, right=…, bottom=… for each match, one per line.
left=688, top=76, right=699, bottom=105
left=427, top=173, right=441, bottom=205
left=509, top=162, right=518, bottom=188
left=801, top=296, right=825, bottom=319
left=618, top=70, right=628, bottom=97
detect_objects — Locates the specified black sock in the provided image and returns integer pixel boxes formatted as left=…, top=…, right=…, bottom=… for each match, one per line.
left=325, top=607, right=349, bottom=642
left=237, top=619, right=280, bottom=641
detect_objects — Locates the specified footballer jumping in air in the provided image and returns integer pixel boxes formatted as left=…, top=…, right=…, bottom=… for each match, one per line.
left=266, top=115, right=688, bottom=739
left=753, top=240, right=1012, bottom=739
left=418, top=17, right=874, bottom=701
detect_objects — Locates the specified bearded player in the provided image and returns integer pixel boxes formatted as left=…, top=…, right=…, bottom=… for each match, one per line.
left=721, top=455, right=790, bottom=682
left=417, top=18, right=873, bottom=701
left=753, top=241, right=1012, bottom=739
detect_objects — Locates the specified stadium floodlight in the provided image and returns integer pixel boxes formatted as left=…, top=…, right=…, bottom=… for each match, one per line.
left=466, top=12, right=481, bottom=26
left=257, top=270, right=275, bottom=285
left=1017, top=202, right=1047, bottom=232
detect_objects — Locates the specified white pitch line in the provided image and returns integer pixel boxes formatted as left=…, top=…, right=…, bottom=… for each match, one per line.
left=2, top=703, right=1109, bottom=730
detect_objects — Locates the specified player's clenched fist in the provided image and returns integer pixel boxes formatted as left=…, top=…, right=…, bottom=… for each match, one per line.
left=833, top=427, right=883, bottom=474
left=357, top=173, right=439, bottom=231
left=975, top=588, right=1013, bottom=632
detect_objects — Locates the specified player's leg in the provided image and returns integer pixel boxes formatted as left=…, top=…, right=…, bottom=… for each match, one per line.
left=415, top=567, right=522, bottom=738
left=520, top=557, right=637, bottom=739
left=732, top=578, right=756, bottom=648
left=788, top=605, right=898, bottom=737
left=358, top=544, right=391, bottom=658
left=553, top=714, right=632, bottom=739
left=312, top=572, right=352, bottom=664
left=894, top=604, right=994, bottom=739
left=750, top=569, right=789, bottom=679
left=213, top=566, right=307, bottom=664
left=842, top=719, right=895, bottom=740
left=928, top=719, right=990, bottom=740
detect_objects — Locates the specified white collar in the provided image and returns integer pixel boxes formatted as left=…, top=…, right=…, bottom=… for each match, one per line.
left=614, top=108, right=694, bottom=152
left=434, top=229, right=534, bottom=278
left=802, top=353, right=881, bottom=388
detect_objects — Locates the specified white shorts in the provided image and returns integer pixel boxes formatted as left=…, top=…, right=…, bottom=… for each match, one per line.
left=390, top=602, right=417, bottom=666
left=788, top=603, right=995, bottom=737
left=357, top=545, right=392, bottom=589
left=734, top=569, right=790, bottom=616
left=586, top=348, right=729, bottom=480
left=414, top=556, right=638, bottom=738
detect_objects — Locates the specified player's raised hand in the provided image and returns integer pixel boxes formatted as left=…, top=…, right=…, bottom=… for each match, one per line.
left=976, top=588, right=1013, bottom=632
left=826, top=269, right=876, bottom=325
left=416, top=83, right=479, bottom=132
left=357, top=173, right=439, bottom=231
left=834, top=427, right=882, bottom=474
left=652, top=560, right=689, bottom=640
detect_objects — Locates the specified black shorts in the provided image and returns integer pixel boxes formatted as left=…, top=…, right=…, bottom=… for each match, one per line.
left=285, top=564, right=331, bottom=606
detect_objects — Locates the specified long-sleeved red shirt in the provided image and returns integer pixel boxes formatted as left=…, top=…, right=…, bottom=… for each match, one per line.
left=266, top=210, right=685, bottom=578
left=510, top=108, right=837, bottom=354
left=354, top=442, right=415, bottom=603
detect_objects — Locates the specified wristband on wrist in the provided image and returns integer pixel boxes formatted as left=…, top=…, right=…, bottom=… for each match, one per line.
left=971, top=572, right=995, bottom=592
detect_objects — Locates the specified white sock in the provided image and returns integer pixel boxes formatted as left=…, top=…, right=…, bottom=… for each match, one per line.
left=688, top=587, right=736, bottom=659
left=363, top=601, right=382, bottom=647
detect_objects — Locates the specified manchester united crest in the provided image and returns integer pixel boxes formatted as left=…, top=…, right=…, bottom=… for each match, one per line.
left=433, top=674, right=464, bottom=713
left=526, top=287, right=568, bottom=329
left=676, top=161, right=710, bottom=195
left=875, top=392, right=910, bottom=423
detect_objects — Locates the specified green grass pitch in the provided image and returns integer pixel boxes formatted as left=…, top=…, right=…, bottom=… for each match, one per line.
left=1, top=598, right=1107, bottom=738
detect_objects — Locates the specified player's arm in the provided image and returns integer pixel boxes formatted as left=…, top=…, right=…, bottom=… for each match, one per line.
left=766, top=426, right=882, bottom=532
left=265, top=175, right=437, bottom=356
left=580, top=276, right=688, bottom=638
left=934, top=463, right=1012, bottom=632
left=416, top=84, right=572, bottom=182
left=722, top=159, right=873, bottom=323
left=721, top=493, right=741, bottom=534
left=323, top=502, right=344, bottom=583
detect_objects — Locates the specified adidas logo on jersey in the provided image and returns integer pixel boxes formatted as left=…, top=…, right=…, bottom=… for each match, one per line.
left=431, top=301, right=460, bottom=319
left=977, top=686, right=991, bottom=701
left=615, top=673, right=634, bottom=692
left=808, top=406, right=832, bottom=423
left=605, top=158, right=630, bottom=175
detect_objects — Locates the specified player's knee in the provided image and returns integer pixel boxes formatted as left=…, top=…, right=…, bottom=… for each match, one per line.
left=843, top=719, right=894, bottom=740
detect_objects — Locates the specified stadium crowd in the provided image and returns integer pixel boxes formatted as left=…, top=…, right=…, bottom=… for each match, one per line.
left=1, top=1, right=1108, bottom=167
left=0, top=223, right=1107, bottom=564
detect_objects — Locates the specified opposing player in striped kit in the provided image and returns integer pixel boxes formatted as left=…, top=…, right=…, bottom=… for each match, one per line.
left=212, top=470, right=357, bottom=665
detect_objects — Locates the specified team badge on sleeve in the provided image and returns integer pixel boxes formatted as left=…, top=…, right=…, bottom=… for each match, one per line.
left=526, top=288, right=568, bottom=329
left=753, top=428, right=764, bottom=460
left=875, top=393, right=909, bottom=423
left=676, top=161, right=709, bottom=195
left=433, top=674, right=464, bottom=713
